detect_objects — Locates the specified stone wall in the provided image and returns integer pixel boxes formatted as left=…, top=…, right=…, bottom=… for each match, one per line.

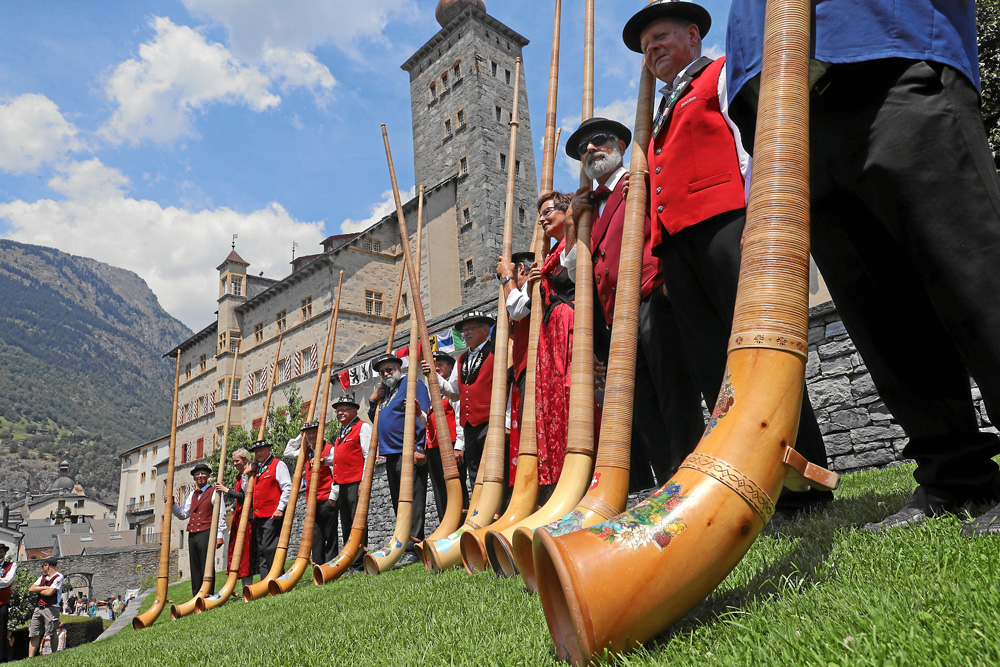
left=805, top=301, right=994, bottom=473
left=21, top=547, right=178, bottom=601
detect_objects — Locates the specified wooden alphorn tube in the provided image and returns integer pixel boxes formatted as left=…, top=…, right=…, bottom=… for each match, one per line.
left=511, top=36, right=658, bottom=593
left=199, top=336, right=283, bottom=611
left=364, top=272, right=421, bottom=574
left=269, top=271, right=344, bottom=595
left=456, top=56, right=525, bottom=572
left=483, top=0, right=597, bottom=577
left=314, top=263, right=408, bottom=584
left=533, top=0, right=838, bottom=662
left=133, top=351, right=182, bottom=630
left=243, top=302, right=338, bottom=601
left=365, top=184, right=432, bottom=574
left=172, top=346, right=242, bottom=619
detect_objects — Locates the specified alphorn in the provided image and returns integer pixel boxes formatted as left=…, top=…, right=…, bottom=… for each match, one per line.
left=243, top=300, right=339, bottom=601
left=447, top=55, right=523, bottom=571
left=510, top=14, right=659, bottom=593
left=533, top=0, right=839, bottom=662
left=133, top=351, right=182, bottom=630
left=364, top=196, right=426, bottom=574
left=313, top=263, right=409, bottom=584
left=483, top=0, right=597, bottom=577
left=171, top=345, right=242, bottom=619
left=464, top=0, right=562, bottom=574
left=199, top=335, right=283, bottom=611
left=269, top=271, right=344, bottom=595
left=375, top=127, right=464, bottom=572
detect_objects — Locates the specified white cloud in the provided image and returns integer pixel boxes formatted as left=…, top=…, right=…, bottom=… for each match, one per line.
left=340, top=186, right=415, bottom=234
left=101, top=17, right=282, bottom=145
left=182, top=0, right=419, bottom=61
left=0, top=158, right=325, bottom=329
left=704, top=44, right=724, bottom=60
left=262, top=47, right=336, bottom=104
left=0, top=94, right=84, bottom=175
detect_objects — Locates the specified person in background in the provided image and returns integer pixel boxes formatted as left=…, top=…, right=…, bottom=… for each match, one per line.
left=27, top=558, right=63, bottom=657
left=0, top=544, right=16, bottom=663
left=329, top=396, right=372, bottom=569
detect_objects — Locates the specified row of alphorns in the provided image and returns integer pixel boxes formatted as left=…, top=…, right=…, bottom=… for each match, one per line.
left=135, top=0, right=837, bottom=664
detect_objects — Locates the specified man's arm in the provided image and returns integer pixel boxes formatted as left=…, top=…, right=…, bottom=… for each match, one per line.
left=0, top=561, right=16, bottom=587
left=211, top=490, right=227, bottom=535
left=274, top=461, right=293, bottom=515
left=171, top=486, right=192, bottom=519
left=505, top=285, right=531, bottom=320
left=359, top=422, right=373, bottom=460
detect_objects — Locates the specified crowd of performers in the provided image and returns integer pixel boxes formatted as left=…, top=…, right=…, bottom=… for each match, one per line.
left=169, top=0, right=1000, bottom=596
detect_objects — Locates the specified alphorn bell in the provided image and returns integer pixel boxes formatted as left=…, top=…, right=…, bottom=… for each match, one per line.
left=483, top=0, right=598, bottom=577
left=198, top=336, right=283, bottom=611
left=314, top=263, right=408, bottom=584
left=133, top=351, right=181, bottom=630
left=364, top=190, right=426, bottom=574
left=243, top=300, right=340, bottom=601
left=171, top=345, right=242, bottom=619
left=510, top=16, right=659, bottom=594
left=533, top=0, right=838, bottom=662
left=269, top=271, right=344, bottom=595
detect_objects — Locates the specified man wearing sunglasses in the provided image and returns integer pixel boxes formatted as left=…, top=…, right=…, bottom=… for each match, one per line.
left=562, top=117, right=703, bottom=489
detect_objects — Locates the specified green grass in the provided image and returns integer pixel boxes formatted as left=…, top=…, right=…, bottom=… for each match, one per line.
left=15, top=463, right=1000, bottom=666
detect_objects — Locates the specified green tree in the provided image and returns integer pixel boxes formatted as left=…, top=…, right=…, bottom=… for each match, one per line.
left=6, top=563, right=36, bottom=632
left=979, top=0, right=1000, bottom=167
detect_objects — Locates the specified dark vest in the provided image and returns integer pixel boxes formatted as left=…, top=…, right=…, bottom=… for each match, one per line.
left=36, top=573, right=59, bottom=607
left=186, top=486, right=213, bottom=533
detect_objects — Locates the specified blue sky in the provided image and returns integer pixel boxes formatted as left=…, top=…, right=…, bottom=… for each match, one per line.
left=0, top=0, right=732, bottom=330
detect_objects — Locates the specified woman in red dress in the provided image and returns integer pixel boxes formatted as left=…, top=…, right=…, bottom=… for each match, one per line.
left=529, top=191, right=576, bottom=502
left=216, top=448, right=254, bottom=589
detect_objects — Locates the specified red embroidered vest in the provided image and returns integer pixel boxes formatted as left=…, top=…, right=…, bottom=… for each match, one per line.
left=426, top=396, right=458, bottom=449
left=0, top=562, right=13, bottom=605
left=332, top=420, right=365, bottom=484
left=186, top=486, right=213, bottom=533
left=253, top=456, right=284, bottom=518
left=305, top=442, right=335, bottom=501
left=458, top=347, right=494, bottom=428
left=649, top=57, right=746, bottom=246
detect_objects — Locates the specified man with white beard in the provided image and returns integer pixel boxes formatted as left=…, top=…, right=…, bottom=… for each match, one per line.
left=562, top=117, right=704, bottom=487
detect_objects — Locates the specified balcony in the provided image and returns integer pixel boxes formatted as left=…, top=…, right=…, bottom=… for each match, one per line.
left=126, top=502, right=155, bottom=514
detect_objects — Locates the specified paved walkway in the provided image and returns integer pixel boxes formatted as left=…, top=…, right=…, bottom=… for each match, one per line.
left=95, top=590, right=152, bottom=641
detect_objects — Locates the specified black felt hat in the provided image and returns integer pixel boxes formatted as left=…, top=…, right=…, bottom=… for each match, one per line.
left=432, top=350, right=456, bottom=363
left=564, top=117, right=632, bottom=161
left=371, top=352, right=403, bottom=371
left=622, top=0, right=711, bottom=54
left=190, top=463, right=212, bottom=476
left=511, top=250, right=535, bottom=266
left=332, top=395, right=360, bottom=409
left=458, top=311, right=495, bottom=329
left=249, top=440, right=272, bottom=451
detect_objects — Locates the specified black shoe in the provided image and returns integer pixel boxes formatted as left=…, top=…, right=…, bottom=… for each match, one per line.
left=396, top=552, right=419, bottom=568
left=959, top=501, right=1000, bottom=537
left=862, top=486, right=955, bottom=533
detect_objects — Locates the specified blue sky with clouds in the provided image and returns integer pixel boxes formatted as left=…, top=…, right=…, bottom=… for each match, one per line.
left=0, top=0, right=732, bottom=330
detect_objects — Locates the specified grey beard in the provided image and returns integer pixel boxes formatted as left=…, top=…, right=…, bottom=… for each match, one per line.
left=583, top=146, right=623, bottom=181
left=383, top=374, right=399, bottom=390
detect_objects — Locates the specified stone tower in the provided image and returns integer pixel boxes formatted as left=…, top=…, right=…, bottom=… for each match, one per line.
left=402, top=0, right=538, bottom=306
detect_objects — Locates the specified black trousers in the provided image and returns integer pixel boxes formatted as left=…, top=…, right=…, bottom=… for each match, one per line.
left=801, top=60, right=1000, bottom=500
left=660, top=209, right=832, bottom=508
left=426, top=447, right=449, bottom=523
left=0, top=603, right=8, bottom=663
left=384, top=452, right=428, bottom=551
left=334, top=482, right=365, bottom=564
left=311, top=499, right=339, bottom=564
left=252, top=516, right=282, bottom=579
left=186, top=530, right=214, bottom=596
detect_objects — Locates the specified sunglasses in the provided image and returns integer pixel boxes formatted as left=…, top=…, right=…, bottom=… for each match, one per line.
left=577, top=132, right=613, bottom=156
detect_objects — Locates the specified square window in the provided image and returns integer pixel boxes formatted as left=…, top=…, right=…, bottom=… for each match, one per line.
left=365, top=290, right=384, bottom=316
left=230, top=277, right=243, bottom=296
left=372, top=240, right=381, bottom=252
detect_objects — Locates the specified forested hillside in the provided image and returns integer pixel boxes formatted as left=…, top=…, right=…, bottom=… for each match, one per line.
left=0, top=240, right=192, bottom=500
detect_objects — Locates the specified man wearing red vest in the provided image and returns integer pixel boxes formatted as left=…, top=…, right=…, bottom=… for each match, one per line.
left=249, top=440, right=292, bottom=578
left=564, top=117, right=704, bottom=489
left=425, top=352, right=465, bottom=514
left=329, top=396, right=371, bottom=568
left=297, top=421, right=338, bottom=564
left=27, top=558, right=62, bottom=657
left=172, top=462, right=226, bottom=596
left=622, top=0, right=832, bottom=518
left=0, top=543, right=15, bottom=663
left=437, top=311, right=496, bottom=497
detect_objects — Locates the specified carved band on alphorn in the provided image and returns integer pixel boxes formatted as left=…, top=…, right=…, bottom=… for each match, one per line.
left=678, top=452, right=776, bottom=523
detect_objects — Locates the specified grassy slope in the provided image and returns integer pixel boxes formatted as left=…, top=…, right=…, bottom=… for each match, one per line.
left=17, top=463, right=1000, bottom=666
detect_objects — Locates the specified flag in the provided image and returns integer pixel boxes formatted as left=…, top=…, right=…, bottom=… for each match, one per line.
left=339, top=369, right=351, bottom=391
